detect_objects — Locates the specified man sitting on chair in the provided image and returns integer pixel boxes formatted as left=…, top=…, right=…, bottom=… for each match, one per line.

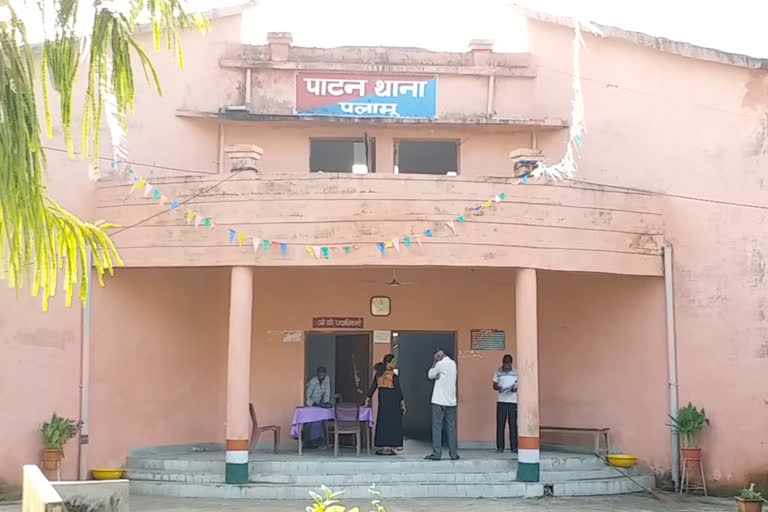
left=305, top=366, right=332, bottom=449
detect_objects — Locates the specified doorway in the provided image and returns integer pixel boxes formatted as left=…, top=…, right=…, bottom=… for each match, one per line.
left=394, top=332, right=457, bottom=441
left=305, top=333, right=372, bottom=404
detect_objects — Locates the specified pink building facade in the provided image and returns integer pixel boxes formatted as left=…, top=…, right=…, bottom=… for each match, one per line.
left=2, top=4, right=767, bottom=493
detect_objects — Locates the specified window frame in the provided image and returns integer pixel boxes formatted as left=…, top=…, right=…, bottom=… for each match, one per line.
left=308, top=136, right=376, bottom=173
left=393, top=138, right=460, bottom=176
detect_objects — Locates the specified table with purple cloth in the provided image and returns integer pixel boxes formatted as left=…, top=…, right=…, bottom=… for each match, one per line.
left=291, top=406, right=374, bottom=455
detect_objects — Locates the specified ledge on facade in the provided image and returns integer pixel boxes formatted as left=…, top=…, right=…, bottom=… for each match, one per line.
left=220, top=36, right=536, bottom=77
left=175, top=110, right=569, bottom=129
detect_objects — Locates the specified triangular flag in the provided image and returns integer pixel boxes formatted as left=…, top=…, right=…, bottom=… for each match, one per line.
left=130, top=175, right=139, bottom=185
left=493, top=194, right=501, bottom=203
left=253, top=237, right=261, bottom=254
left=483, top=201, right=493, bottom=208
left=385, top=241, right=394, bottom=249
left=152, top=189, right=161, bottom=201
left=171, top=201, right=180, bottom=210
left=521, top=175, right=529, bottom=184
left=415, top=236, right=423, bottom=248
left=403, top=237, right=412, bottom=250
left=475, top=206, right=482, bottom=211
left=187, top=210, right=196, bottom=224
left=195, top=215, right=202, bottom=228
left=445, top=221, right=456, bottom=234
left=313, top=246, right=322, bottom=259
left=263, top=240, right=271, bottom=252
left=143, top=183, right=154, bottom=197
left=321, top=247, right=330, bottom=259
left=111, top=160, right=120, bottom=169
left=131, top=177, right=146, bottom=193
left=306, top=246, right=316, bottom=259
left=128, top=169, right=135, bottom=176
left=425, top=229, right=433, bottom=238
left=204, top=218, right=212, bottom=228
left=457, top=216, right=465, bottom=223
left=377, top=242, right=386, bottom=256
left=280, top=243, right=288, bottom=258
left=344, top=247, right=352, bottom=254
left=228, top=229, right=237, bottom=244
left=392, top=238, right=400, bottom=253
left=238, top=232, right=246, bottom=246
left=499, top=192, right=506, bottom=200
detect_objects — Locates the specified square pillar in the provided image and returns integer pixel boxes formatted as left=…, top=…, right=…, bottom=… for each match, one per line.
left=516, top=268, right=540, bottom=482
left=226, top=266, right=254, bottom=484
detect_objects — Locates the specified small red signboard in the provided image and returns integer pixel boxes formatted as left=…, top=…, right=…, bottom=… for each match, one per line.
left=312, top=317, right=364, bottom=329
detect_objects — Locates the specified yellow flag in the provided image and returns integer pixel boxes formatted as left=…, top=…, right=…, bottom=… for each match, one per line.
left=306, top=246, right=316, bottom=258
left=187, top=211, right=196, bottom=224
left=130, top=178, right=146, bottom=194
left=238, top=232, right=246, bottom=246
left=483, top=200, right=493, bottom=208
left=385, top=241, right=394, bottom=248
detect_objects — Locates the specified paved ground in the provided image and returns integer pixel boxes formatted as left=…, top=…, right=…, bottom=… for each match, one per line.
left=0, top=494, right=736, bottom=512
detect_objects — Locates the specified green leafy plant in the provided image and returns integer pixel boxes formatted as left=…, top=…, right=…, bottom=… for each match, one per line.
left=737, top=484, right=765, bottom=502
left=0, top=1, right=208, bottom=310
left=667, top=402, right=709, bottom=448
left=305, top=485, right=386, bottom=512
left=41, top=413, right=82, bottom=454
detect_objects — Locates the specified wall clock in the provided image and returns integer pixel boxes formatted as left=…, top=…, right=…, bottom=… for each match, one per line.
left=371, top=296, right=391, bottom=317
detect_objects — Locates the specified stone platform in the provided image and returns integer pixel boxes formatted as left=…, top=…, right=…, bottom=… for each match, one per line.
left=126, top=442, right=655, bottom=500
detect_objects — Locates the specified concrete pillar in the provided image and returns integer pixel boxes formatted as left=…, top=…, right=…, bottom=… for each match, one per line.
left=515, top=268, right=540, bottom=482
left=225, top=266, right=254, bottom=484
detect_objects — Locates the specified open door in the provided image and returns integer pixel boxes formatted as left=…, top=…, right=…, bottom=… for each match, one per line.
left=334, top=334, right=371, bottom=404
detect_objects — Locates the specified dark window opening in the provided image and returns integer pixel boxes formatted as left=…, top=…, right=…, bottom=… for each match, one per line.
left=394, top=140, right=459, bottom=175
left=310, top=137, right=376, bottom=173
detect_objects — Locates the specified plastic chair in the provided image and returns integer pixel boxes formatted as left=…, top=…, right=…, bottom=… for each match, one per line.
left=249, top=403, right=280, bottom=454
left=333, top=403, right=361, bottom=457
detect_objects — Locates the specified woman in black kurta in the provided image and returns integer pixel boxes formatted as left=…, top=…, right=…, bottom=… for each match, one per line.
left=366, top=354, right=405, bottom=455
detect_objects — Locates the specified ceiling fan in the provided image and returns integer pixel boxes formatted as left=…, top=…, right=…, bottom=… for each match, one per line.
left=385, top=269, right=414, bottom=287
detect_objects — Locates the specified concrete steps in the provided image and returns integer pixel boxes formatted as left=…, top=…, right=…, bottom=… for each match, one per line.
left=129, top=481, right=543, bottom=499
left=126, top=452, right=656, bottom=499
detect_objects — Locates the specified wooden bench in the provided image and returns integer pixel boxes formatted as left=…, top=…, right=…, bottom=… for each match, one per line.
left=540, top=426, right=610, bottom=455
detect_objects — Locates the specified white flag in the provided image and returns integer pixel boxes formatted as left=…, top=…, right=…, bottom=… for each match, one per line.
left=445, top=220, right=456, bottom=234
left=313, top=246, right=322, bottom=259
left=392, top=238, right=400, bottom=253
left=143, top=183, right=154, bottom=198
left=253, top=237, right=261, bottom=255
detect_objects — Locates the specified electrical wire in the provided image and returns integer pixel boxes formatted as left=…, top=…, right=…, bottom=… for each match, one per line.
left=109, top=171, right=244, bottom=236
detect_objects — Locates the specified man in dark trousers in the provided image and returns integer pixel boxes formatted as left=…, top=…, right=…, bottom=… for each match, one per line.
left=492, top=354, right=518, bottom=453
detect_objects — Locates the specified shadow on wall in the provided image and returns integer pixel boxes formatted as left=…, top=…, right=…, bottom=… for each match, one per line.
left=397, top=332, right=455, bottom=441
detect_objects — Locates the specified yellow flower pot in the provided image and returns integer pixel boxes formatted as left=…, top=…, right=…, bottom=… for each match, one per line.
left=606, top=454, right=638, bottom=468
left=91, top=469, right=124, bottom=480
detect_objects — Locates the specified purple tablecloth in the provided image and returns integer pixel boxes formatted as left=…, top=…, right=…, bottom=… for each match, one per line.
left=290, top=407, right=374, bottom=437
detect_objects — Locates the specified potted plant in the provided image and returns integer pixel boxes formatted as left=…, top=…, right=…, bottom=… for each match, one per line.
left=736, top=484, right=764, bottom=512
left=668, top=402, right=709, bottom=460
left=41, top=413, right=82, bottom=471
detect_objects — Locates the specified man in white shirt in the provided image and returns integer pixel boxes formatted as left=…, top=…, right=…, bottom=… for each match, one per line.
left=304, top=367, right=331, bottom=449
left=425, top=349, right=459, bottom=461
left=492, top=354, right=518, bottom=453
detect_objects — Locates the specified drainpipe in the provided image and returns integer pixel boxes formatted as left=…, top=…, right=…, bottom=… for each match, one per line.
left=78, top=250, right=93, bottom=481
left=663, top=243, right=680, bottom=491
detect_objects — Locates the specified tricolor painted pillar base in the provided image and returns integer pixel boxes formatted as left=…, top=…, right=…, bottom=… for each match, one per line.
left=226, top=266, right=254, bottom=484
left=516, top=268, right=540, bottom=483
left=518, top=436, right=540, bottom=482
left=225, top=440, right=250, bottom=484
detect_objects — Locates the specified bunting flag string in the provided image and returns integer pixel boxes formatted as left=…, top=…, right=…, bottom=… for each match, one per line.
left=118, top=160, right=512, bottom=262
